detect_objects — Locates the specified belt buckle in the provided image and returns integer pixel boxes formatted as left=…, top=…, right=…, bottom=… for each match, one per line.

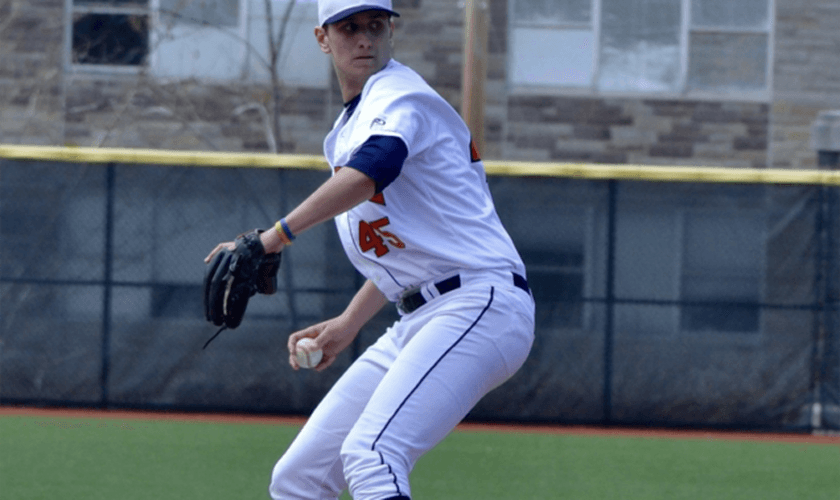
left=398, top=285, right=422, bottom=314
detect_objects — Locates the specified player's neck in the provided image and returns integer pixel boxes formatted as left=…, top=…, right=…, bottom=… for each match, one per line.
left=336, top=69, right=369, bottom=103
left=339, top=81, right=364, bottom=103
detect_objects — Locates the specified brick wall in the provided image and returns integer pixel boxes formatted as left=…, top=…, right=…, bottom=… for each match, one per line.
left=504, top=97, right=768, bottom=168
left=0, top=0, right=838, bottom=169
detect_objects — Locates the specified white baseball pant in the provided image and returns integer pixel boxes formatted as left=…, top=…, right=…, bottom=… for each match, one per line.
left=268, top=275, right=535, bottom=500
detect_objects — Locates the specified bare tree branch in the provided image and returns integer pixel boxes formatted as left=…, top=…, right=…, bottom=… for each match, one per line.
left=234, top=103, right=277, bottom=153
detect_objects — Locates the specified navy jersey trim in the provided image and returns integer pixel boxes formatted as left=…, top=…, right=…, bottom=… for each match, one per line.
left=346, top=135, right=408, bottom=194
left=344, top=94, right=362, bottom=118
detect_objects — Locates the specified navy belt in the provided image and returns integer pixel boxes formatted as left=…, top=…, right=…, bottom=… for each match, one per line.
left=398, top=273, right=530, bottom=314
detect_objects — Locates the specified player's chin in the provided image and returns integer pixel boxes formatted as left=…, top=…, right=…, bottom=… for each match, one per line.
left=350, top=58, right=382, bottom=73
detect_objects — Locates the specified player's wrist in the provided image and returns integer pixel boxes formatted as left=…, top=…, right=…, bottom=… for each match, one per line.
left=260, top=226, right=286, bottom=254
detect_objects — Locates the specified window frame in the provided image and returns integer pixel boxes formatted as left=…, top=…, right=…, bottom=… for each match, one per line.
left=507, top=0, right=776, bottom=103
left=65, top=0, right=152, bottom=75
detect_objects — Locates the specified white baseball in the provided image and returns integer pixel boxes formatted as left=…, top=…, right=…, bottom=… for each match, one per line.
left=295, top=338, right=323, bottom=369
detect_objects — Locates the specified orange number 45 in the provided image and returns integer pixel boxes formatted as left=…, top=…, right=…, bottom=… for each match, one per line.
left=359, top=217, right=406, bottom=257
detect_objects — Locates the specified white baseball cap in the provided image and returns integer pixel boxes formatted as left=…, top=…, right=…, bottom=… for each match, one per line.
left=318, top=0, right=400, bottom=26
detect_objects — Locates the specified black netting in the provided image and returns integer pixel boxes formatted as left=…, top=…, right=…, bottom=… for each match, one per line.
left=1, top=159, right=837, bottom=431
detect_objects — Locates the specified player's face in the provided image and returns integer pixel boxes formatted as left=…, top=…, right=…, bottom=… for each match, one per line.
left=316, top=10, right=394, bottom=95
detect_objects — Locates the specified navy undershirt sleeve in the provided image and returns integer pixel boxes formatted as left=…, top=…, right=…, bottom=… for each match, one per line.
left=345, top=135, right=408, bottom=193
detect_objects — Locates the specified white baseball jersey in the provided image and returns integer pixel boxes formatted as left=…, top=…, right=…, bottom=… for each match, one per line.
left=324, top=59, right=526, bottom=303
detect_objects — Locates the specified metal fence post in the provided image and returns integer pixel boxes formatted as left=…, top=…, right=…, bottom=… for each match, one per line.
left=100, top=163, right=116, bottom=408
left=603, top=180, right=618, bottom=425
left=811, top=110, right=840, bottom=430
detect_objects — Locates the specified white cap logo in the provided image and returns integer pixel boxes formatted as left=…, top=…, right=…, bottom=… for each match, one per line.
left=318, top=0, right=400, bottom=26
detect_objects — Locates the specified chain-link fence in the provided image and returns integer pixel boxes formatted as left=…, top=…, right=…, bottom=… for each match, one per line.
left=1, top=154, right=838, bottom=432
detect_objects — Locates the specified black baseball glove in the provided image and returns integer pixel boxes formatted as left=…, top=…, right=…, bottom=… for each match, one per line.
left=202, top=229, right=281, bottom=348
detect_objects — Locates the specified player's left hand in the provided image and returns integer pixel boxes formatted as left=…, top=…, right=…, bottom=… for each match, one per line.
left=202, top=230, right=282, bottom=347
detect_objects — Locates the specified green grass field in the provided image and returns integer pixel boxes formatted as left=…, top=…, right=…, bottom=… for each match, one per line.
left=1, top=413, right=837, bottom=500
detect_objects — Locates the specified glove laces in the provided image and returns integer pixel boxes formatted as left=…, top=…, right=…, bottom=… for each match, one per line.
left=203, top=326, right=227, bottom=349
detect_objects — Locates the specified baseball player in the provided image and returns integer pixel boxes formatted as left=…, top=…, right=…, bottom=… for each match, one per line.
left=207, top=1, right=535, bottom=498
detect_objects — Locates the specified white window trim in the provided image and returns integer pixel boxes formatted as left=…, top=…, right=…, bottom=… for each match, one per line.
left=507, top=0, right=775, bottom=103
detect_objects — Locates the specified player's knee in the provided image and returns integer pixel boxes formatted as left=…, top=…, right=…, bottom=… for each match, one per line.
left=268, top=459, right=296, bottom=499
left=340, top=436, right=411, bottom=499
left=268, top=457, right=320, bottom=500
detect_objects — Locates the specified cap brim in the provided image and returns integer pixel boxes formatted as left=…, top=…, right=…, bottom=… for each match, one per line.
left=322, top=6, right=400, bottom=26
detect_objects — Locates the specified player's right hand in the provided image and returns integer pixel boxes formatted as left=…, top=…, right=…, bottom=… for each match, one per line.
left=287, top=315, right=360, bottom=372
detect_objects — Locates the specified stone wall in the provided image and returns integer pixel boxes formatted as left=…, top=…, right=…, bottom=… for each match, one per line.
left=61, top=75, right=335, bottom=152
left=772, top=0, right=840, bottom=169
left=0, top=0, right=65, bottom=145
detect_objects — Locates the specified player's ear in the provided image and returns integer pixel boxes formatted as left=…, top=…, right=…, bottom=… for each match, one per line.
left=388, top=19, right=395, bottom=48
left=315, top=26, right=331, bottom=54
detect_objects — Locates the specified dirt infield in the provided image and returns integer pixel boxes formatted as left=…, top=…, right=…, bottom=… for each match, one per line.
left=1, top=405, right=837, bottom=445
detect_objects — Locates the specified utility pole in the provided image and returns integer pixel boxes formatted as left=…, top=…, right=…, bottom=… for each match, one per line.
left=461, top=0, right=489, bottom=157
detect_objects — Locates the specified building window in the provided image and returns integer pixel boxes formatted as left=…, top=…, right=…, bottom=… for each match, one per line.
left=509, top=0, right=771, bottom=98
left=72, top=1, right=150, bottom=66
left=687, top=0, right=770, bottom=93
left=68, top=0, right=328, bottom=87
